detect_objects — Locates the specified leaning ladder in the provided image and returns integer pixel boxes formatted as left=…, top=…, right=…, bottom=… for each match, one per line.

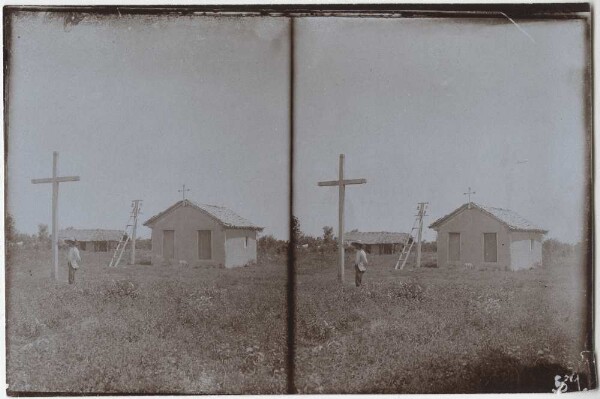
left=108, top=210, right=135, bottom=268
left=395, top=203, right=427, bottom=270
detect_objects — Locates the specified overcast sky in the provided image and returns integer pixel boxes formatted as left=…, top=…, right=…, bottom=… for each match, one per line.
left=8, top=13, right=290, bottom=239
left=8, top=14, right=589, bottom=243
left=294, top=17, right=589, bottom=243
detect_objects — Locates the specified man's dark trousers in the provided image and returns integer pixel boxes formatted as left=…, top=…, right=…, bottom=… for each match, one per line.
left=355, top=265, right=364, bottom=287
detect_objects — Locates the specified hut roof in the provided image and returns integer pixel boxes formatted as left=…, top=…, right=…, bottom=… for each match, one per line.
left=429, top=203, right=548, bottom=233
left=143, top=199, right=263, bottom=231
left=58, top=228, right=123, bottom=242
left=345, top=231, right=410, bottom=245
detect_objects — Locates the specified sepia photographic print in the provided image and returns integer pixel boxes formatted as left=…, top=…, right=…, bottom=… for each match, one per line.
left=3, top=3, right=596, bottom=395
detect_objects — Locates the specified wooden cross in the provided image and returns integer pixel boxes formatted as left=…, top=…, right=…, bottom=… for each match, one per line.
left=178, top=184, right=190, bottom=200
left=31, top=151, right=80, bottom=281
left=464, top=187, right=476, bottom=208
left=318, top=154, right=366, bottom=283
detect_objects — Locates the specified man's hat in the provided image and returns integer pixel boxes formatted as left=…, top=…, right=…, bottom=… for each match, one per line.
left=65, top=237, right=76, bottom=243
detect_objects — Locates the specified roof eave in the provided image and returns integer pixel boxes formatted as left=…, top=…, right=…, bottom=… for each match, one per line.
left=509, top=228, right=548, bottom=234
left=428, top=204, right=470, bottom=229
left=143, top=201, right=184, bottom=227
left=224, top=225, right=264, bottom=231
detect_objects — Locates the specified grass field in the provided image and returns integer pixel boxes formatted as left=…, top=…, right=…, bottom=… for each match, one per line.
left=295, top=250, right=591, bottom=394
left=6, top=246, right=592, bottom=394
left=6, top=248, right=287, bottom=394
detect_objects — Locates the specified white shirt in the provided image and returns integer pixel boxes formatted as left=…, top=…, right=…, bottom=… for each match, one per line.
left=355, top=249, right=368, bottom=271
left=67, top=246, right=81, bottom=269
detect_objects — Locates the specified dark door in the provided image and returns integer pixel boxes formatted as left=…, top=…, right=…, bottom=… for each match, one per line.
left=163, top=230, right=175, bottom=260
left=197, top=230, right=212, bottom=260
left=448, top=232, right=460, bottom=262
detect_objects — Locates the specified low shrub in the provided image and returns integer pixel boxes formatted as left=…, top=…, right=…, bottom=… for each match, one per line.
left=14, top=318, right=44, bottom=339
left=104, top=279, right=139, bottom=299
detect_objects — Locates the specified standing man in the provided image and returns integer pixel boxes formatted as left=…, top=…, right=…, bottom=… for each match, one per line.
left=66, top=238, right=81, bottom=284
left=354, top=241, right=368, bottom=287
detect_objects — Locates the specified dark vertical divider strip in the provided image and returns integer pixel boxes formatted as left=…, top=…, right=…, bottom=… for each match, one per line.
left=287, top=16, right=296, bottom=394
left=583, top=14, right=597, bottom=391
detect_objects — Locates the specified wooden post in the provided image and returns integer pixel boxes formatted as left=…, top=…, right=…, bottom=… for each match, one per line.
left=338, top=154, right=345, bottom=281
left=51, top=152, right=58, bottom=280
left=318, top=154, right=366, bottom=284
left=31, top=151, right=80, bottom=281
left=416, top=203, right=424, bottom=268
left=130, top=200, right=141, bottom=265
left=131, top=217, right=136, bottom=266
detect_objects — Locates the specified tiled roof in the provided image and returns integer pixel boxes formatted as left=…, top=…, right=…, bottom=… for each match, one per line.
left=345, top=231, right=410, bottom=245
left=429, top=203, right=548, bottom=233
left=478, top=205, right=546, bottom=231
left=58, top=228, right=123, bottom=242
left=195, top=203, right=263, bottom=230
left=143, top=199, right=263, bottom=231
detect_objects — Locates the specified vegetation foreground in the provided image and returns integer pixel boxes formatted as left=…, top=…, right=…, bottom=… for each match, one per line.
left=6, top=247, right=591, bottom=394
left=295, top=251, right=590, bottom=393
left=6, top=249, right=287, bottom=394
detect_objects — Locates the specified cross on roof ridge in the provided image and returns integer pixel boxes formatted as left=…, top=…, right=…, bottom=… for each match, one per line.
left=178, top=184, right=191, bottom=200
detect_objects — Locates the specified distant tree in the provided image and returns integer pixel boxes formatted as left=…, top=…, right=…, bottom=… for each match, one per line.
left=258, top=235, right=277, bottom=251
left=258, top=234, right=287, bottom=257
left=5, top=213, right=16, bottom=264
left=5, top=213, right=15, bottom=243
left=15, top=232, right=35, bottom=246
left=37, top=223, right=51, bottom=249
left=322, top=226, right=334, bottom=243
left=37, top=224, right=49, bottom=241
left=543, top=239, right=572, bottom=256
left=542, top=238, right=574, bottom=266
left=318, top=226, right=337, bottom=253
left=298, top=234, right=320, bottom=248
left=291, top=216, right=303, bottom=244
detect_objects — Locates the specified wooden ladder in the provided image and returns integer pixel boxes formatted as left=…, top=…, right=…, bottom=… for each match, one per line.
left=108, top=210, right=135, bottom=268
left=395, top=203, right=427, bottom=270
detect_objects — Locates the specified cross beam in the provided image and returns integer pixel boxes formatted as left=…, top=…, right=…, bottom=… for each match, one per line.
left=317, top=154, right=366, bottom=283
left=32, top=176, right=80, bottom=184
left=31, top=151, right=80, bottom=281
left=318, top=178, right=366, bottom=187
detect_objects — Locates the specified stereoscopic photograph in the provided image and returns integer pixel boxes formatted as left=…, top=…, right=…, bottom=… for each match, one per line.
left=3, top=3, right=595, bottom=395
